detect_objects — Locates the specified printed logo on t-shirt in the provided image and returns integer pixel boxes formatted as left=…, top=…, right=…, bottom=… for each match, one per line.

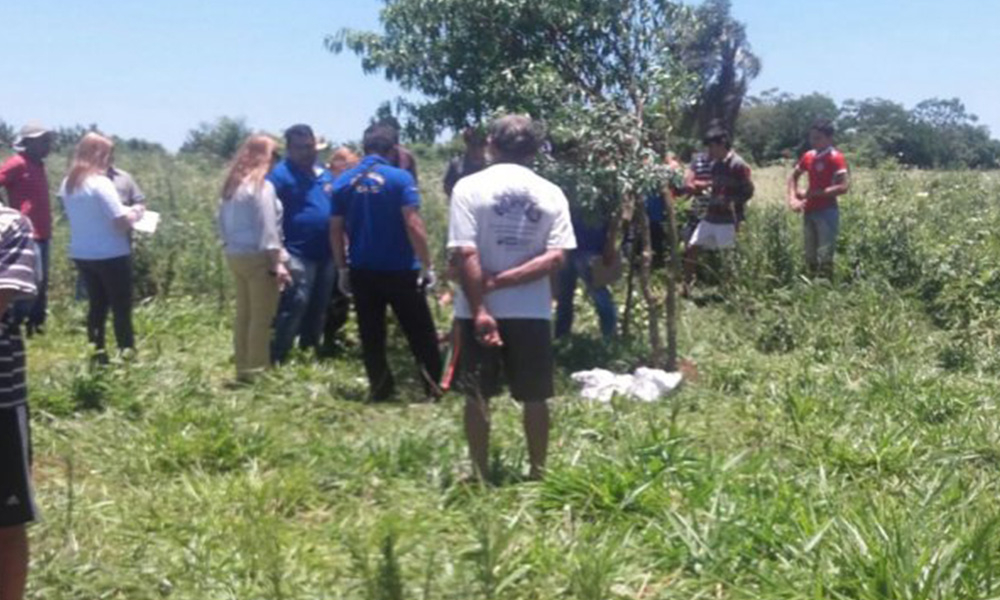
left=493, top=191, right=542, bottom=223
left=351, top=172, right=386, bottom=195
left=5, top=495, right=20, bottom=507
left=323, top=183, right=334, bottom=196
left=815, top=161, right=826, bottom=173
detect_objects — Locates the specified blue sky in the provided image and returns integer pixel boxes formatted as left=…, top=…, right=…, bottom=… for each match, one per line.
left=2, top=0, right=996, bottom=150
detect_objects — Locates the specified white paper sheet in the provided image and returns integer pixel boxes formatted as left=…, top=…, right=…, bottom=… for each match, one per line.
left=132, top=210, right=161, bottom=234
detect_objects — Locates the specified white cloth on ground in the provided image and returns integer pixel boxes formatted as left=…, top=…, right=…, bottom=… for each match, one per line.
left=571, top=368, right=683, bottom=402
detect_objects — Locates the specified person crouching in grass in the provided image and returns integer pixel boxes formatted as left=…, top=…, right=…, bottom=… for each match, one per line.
left=60, top=134, right=146, bottom=363
left=787, top=119, right=851, bottom=280
left=0, top=207, right=40, bottom=600
left=218, top=136, right=292, bottom=383
left=682, top=128, right=754, bottom=297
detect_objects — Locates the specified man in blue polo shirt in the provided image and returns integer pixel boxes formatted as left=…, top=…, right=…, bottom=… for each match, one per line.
left=268, top=124, right=337, bottom=363
left=330, top=124, right=442, bottom=402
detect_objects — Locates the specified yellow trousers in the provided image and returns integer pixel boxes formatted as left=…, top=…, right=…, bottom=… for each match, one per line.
left=227, top=252, right=280, bottom=380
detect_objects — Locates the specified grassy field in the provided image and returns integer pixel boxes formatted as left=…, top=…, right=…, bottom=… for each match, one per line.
left=15, top=149, right=1000, bottom=599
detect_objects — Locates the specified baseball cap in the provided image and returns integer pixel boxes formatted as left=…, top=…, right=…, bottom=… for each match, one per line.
left=13, top=121, right=52, bottom=151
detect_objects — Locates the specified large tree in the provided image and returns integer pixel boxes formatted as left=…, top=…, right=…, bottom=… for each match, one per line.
left=670, top=0, right=761, bottom=138
left=329, top=0, right=723, bottom=368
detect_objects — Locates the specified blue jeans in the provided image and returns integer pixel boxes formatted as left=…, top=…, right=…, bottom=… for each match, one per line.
left=14, top=240, right=49, bottom=328
left=271, top=255, right=336, bottom=363
left=803, top=208, right=840, bottom=271
left=555, top=251, right=617, bottom=339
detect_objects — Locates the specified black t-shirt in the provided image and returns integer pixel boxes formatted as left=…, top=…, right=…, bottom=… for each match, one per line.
left=443, top=156, right=487, bottom=198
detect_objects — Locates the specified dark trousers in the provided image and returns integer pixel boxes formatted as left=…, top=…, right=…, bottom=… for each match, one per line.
left=351, top=269, right=442, bottom=400
left=75, top=256, right=135, bottom=354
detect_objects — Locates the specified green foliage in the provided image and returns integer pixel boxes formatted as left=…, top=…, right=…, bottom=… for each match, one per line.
left=736, top=91, right=1000, bottom=169
left=737, top=89, right=839, bottom=163
left=19, top=151, right=1000, bottom=598
left=0, top=118, right=14, bottom=147
left=179, top=116, right=253, bottom=160
left=671, top=0, right=761, bottom=137
left=330, top=0, right=708, bottom=216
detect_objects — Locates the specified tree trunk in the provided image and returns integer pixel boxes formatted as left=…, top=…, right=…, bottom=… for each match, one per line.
left=635, top=201, right=663, bottom=367
left=662, top=187, right=681, bottom=371
left=621, top=217, right=638, bottom=341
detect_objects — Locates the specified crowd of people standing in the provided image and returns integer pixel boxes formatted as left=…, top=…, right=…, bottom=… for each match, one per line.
left=0, top=114, right=850, bottom=600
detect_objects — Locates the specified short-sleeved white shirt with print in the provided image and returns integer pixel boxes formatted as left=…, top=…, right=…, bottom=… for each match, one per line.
left=448, top=163, right=576, bottom=320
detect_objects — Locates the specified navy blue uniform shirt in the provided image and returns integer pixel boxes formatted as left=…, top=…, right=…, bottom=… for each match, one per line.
left=332, top=155, right=422, bottom=271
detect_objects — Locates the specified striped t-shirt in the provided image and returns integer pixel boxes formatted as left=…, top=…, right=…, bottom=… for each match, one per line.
left=0, top=208, right=38, bottom=410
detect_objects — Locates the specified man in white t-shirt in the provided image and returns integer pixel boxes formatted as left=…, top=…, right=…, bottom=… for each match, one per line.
left=448, top=114, right=576, bottom=481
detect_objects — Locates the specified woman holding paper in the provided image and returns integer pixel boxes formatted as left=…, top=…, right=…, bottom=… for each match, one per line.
left=61, top=133, right=144, bottom=361
left=218, top=135, right=290, bottom=382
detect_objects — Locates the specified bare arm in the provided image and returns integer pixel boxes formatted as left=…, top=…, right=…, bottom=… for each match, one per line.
left=452, top=246, right=501, bottom=346
left=485, top=249, right=567, bottom=293
left=402, top=206, right=433, bottom=271
left=112, top=205, right=144, bottom=233
left=686, top=168, right=711, bottom=197
left=787, top=169, right=806, bottom=211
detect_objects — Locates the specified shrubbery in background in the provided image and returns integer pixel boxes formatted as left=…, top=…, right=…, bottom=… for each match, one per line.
left=738, top=91, right=1000, bottom=168
left=178, top=116, right=253, bottom=161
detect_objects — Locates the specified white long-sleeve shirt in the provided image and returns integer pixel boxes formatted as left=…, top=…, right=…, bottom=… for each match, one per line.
left=217, top=180, right=285, bottom=256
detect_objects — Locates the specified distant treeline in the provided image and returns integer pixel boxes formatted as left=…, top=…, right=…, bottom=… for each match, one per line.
left=0, top=120, right=167, bottom=155
left=737, top=90, right=1000, bottom=169
left=5, top=92, right=999, bottom=170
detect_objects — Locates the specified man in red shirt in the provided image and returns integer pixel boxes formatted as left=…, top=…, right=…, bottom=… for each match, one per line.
left=0, top=123, right=53, bottom=335
left=787, top=119, right=851, bottom=279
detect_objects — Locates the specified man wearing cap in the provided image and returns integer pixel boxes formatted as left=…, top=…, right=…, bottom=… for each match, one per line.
left=267, top=124, right=338, bottom=363
left=0, top=123, right=53, bottom=336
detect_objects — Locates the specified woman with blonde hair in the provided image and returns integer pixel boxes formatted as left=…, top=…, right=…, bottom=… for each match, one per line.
left=61, top=132, right=145, bottom=362
left=218, top=135, right=291, bottom=382
left=328, top=146, right=360, bottom=177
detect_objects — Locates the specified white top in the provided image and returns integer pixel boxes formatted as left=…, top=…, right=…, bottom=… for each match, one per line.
left=217, top=180, right=284, bottom=256
left=448, top=163, right=576, bottom=320
left=60, top=175, right=130, bottom=260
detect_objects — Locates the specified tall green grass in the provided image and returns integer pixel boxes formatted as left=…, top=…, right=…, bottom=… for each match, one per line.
left=16, top=152, right=1000, bottom=598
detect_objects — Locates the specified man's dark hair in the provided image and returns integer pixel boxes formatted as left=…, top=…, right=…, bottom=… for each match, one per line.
left=810, top=118, right=836, bottom=138
left=284, top=124, right=315, bottom=144
left=703, top=127, right=732, bottom=150
left=489, top=115, right=543, bottom=163
left=363, top=124, right=398, bottom=156
left=377, top=115, right=402, bottom=134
